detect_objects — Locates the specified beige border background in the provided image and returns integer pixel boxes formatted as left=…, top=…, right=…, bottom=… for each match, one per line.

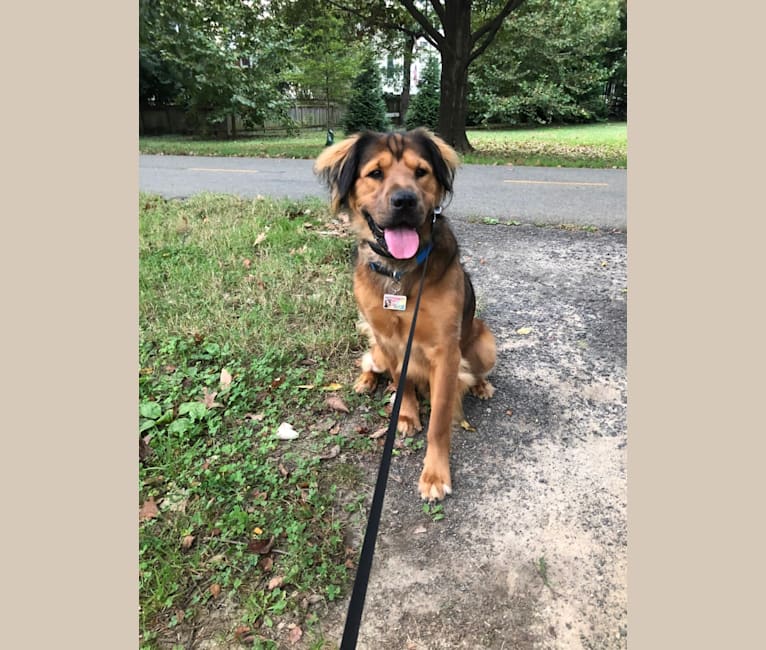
left=3, top=1, right=763, bottom=647
left=4, top=3, right=138, bottom=648
left=628, top=1, right=763, bottom=648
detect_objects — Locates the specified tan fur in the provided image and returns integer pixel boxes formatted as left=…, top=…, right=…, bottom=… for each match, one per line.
left=315, top=129, right=496, bottom=500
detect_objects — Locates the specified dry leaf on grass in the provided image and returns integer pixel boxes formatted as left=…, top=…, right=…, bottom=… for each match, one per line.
left=248, top=537, right=275, bottom=555
left=210, top=583, right=221, bottom=598
left=202, top=387, right=222, bottom=409
left=288, top=626, right=303, bottom=644
left=181, top=534, right=195, bottom=550
left=268, top=575, right=284, bottom=590
left=219, top=368, right=232, bottom=388
left=139, top=497, right=159, bottom=523
left=369, top=427, right=388, bottom=439
left=254, top=232, right=267, bottom=246
left=326, top=396, right=350, bottom=413
left=319, top=444, right=340, bottom=460
left=242, top=258, right=252, bottom=269
left=234, top=626, right=254, bottom=643
left=276, top=422, right=299, bottom=440
left=321, top=382, right=343, bottom=391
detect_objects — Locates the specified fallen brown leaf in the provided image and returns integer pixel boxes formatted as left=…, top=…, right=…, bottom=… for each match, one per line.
left=234, top=625, right=253, bottom=643
left=202, top=387, right=222, bottom=409
left=139, top=497, right=159, bottom=523
left=268, top=575, right=284, bottom=590
left=244, top=412, right=265, bottom=422
left=369, top=427, right=388, bottom=439
left=319, top=444, right=341, bottom=460
left=242, top=258, right=252, bottom=269
left=210, top=583, right=221, bottom=598
left=248, top=537, right=275, bottom=555
left=254, top=232, right=267, bottom=246
left=259, top=556, right=274, bottom=572
left=181, top=534, right=195, bottom=550
left=326, top=396, right=350, bottom=413
left=288, top=626, right=303, bottom=644
left=219, top=368, right=232, bottom=388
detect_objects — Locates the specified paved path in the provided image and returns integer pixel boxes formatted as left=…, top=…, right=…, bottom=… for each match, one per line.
left=139, top=155, right=626, bottom=230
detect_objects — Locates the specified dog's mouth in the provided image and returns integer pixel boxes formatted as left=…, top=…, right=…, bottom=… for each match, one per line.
left=383, top=227, right=420, bottom=259
left=362, top=208, right=423, bottom=260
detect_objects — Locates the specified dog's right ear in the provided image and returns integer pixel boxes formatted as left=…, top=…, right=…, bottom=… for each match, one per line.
left=314, top=133, right=368, bottom=213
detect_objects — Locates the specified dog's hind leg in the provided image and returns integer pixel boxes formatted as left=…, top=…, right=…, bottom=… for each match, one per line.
left=354, top=346, right=386, bottom=394
left=463, top=318, right=497, bottom=400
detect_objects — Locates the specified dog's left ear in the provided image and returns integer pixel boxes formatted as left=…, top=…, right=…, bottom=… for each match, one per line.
left=314, top=133, right=374, bottom=213
left=411, top=129, right=460, bottom=200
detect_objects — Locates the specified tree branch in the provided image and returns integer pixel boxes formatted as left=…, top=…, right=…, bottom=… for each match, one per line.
left=469, top=0, right=525, bottom=64
left=428, top=0, right=446, bottom=25
left=326, top=0, right=423, bottom=41
left=400, top=0, right=444, bottom=48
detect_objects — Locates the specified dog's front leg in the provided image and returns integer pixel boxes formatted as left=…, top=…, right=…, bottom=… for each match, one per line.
left=419, top=347, right=460, bottom=500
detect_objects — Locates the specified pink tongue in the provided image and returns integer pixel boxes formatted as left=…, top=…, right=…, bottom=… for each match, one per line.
left=384, top=227, right=420, bottom=259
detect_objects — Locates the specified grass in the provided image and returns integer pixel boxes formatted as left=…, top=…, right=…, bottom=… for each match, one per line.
left=139, top=122, right=626, bottom=169
left=139, top=193, right=388, bottom=648
left=463, top=122, right=626, bottom=168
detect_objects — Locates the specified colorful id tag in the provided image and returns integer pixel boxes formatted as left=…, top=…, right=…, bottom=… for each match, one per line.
left=383, top=294, right=407, bottom=311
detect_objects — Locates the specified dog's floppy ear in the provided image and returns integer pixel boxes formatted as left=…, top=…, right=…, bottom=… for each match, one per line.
left=410, top=129, right=460, bottom=200
left=314, top=133, right=370, bottom=213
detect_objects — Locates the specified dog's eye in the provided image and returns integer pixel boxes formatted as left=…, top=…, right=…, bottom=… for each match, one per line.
left=367, top=169, right=383, bottom=180
left=415, top=167, right=428, bottom=179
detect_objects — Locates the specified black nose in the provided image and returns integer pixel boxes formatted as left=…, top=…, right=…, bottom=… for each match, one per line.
left=390, top=190, right=417, bottom=211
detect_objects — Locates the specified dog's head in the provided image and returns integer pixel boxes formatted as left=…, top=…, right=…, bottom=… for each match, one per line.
left=314, top=129, right=459, bottom=260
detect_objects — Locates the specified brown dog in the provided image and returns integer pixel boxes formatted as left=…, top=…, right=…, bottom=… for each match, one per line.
left=314, top=129, right=496, bottom=500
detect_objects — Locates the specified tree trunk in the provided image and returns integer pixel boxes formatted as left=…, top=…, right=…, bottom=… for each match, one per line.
left=437, top=1, right=473, bottom=152
left=400, top=34, right=415, bottom=126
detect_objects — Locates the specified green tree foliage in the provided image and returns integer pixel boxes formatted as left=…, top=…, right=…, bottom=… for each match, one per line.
left=603, top=0, right=627, bottom=119
left=406, top=56, right=440, bottom=130
left=139, top=0, right=294, bottom=133
left=343, top=54, right=391, bottom=133
left=468, top=0, right=625, bottom=126
left=281, top=4, right=363, bottom=128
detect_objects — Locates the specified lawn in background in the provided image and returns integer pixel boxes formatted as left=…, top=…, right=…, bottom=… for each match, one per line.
left=139, top=121, right=627, bottom=169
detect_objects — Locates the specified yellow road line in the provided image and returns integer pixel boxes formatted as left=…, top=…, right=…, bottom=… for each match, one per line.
left=188, top=167, right=259, bottom=174
left=503, top=179, right=608, bottom=187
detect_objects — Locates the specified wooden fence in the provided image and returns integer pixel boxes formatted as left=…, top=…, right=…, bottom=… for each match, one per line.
left=139, top=101, right=347, bottom=136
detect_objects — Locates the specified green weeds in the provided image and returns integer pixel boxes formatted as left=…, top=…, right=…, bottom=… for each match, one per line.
left=139, top=194, right=372, bottom=647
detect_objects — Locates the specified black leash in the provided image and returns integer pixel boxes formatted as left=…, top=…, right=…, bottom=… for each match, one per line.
left=339, top=251, right=431, bottom=650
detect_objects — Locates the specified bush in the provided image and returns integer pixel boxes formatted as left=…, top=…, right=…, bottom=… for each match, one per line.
left=405, top=55, right=440, bottom=131
left=343, top=55, right=391, bottom=133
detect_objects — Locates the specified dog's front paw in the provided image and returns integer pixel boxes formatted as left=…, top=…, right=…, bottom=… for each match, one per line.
left=354, top=371, right=378, bottom=394
left=418, top=457, right=452, bottom=501
left=470, top=378, right=495, bottom=400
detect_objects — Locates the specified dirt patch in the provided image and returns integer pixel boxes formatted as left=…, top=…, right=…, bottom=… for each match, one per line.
left=316, top=222, right=628, bottom=649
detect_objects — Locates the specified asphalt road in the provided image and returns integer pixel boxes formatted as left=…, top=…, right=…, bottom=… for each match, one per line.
left=139, top=154, right=626, bottom=230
